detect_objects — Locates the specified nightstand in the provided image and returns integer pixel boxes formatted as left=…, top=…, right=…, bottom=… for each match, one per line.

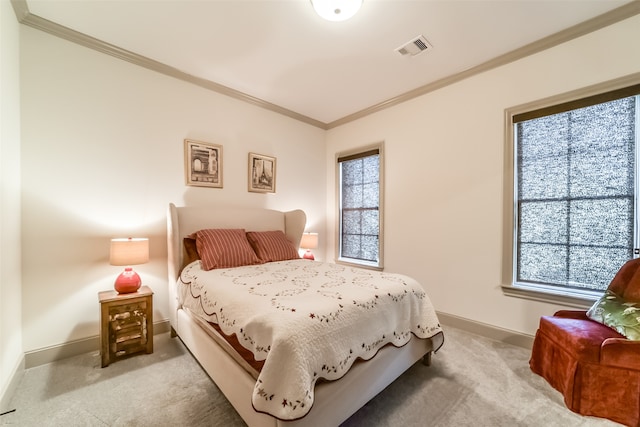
left=99, top=285, right=153, bottom=367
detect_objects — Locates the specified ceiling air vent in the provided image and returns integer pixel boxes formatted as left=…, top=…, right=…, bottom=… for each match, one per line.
left=395, top=35, right=432, bottom=57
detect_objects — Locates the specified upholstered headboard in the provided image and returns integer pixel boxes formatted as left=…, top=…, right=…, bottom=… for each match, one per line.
left=166, top=203, right=306, bottom=327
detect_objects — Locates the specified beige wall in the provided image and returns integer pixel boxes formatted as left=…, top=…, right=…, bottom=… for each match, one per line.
left=19, top=26, right=326, bottom=352
left=12, top=3, right=640, bottom=366
left=0, top=0, right=24, bottom=408
left=325, top=14, right=640, bottom=337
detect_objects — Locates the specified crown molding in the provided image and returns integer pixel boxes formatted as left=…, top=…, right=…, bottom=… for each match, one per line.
left=12, top=0, right=640, bottom=131
left=326, top=1, right=640, bottom=129
left=11, top=0, right=328, bottom=130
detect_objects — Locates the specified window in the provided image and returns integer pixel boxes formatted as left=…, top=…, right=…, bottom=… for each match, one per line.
left=337, top=145, right=384, bottom=269
left=507, top=83, right=640, bottom=302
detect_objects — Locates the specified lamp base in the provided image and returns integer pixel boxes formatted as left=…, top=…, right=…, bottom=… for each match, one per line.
left=114, top=267, right=141, bottom=294
left=303, top=250, right=315, bottom=260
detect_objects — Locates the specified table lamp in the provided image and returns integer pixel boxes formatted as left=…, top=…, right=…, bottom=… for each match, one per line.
left=110, top=237, right=149, bottom=293
left=300, top=232, right=318, bottom=260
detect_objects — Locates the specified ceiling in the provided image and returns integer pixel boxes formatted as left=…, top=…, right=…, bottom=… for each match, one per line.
left=17, top=0, right=640, bottom=128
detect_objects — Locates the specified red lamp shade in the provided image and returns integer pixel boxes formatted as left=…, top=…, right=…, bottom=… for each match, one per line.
left=300, top=232, right=318, bottom=260
left=110, top=238, right=149, bottom=294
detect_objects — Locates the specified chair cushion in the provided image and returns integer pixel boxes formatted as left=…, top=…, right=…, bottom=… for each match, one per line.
left=601, top=338, right=640, bottom=369
left=538, top=314, right=624, bottom=363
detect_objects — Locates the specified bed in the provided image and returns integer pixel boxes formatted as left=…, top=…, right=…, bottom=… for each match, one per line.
left=167, top=203, right=444, bottom=426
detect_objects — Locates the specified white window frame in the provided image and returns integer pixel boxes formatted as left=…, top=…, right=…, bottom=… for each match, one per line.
left=335, top=143, right=384, bottom=270
left=502, top=74, right=640, bottom=307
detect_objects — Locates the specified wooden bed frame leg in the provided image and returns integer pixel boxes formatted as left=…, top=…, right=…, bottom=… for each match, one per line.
left=422, top=351, right=432, bottom=366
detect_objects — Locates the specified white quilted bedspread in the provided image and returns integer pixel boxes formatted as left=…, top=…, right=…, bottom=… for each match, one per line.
left=178, top=259, right=442, bottom=420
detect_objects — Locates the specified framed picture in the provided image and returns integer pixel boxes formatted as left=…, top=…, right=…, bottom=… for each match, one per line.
left=184, top=139, right=222, bottom=188
left=248, top=152, right=276, bottom=193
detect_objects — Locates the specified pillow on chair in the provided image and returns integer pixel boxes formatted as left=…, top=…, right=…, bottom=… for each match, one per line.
left=587, top=289, right=640, bottom=340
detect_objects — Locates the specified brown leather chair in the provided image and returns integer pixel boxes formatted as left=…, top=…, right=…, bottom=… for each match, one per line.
left=530, top=258, right=640, bottom=426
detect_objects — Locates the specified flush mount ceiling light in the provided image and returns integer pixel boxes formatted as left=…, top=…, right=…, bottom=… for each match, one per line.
left=311, top=0, right=363, bottom=22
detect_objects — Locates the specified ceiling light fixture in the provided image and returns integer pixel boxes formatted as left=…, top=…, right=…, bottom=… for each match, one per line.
left=311, top=0, right=363, bottom=22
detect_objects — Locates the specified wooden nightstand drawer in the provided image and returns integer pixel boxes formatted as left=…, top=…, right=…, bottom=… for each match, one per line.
left=99, top=285, right=153, bottom=367
left=110, top=302, right=147, bottom=316
left=113, top=336, right=146, bottom=356
left=112, top=321, right=147, bottom=353
left=112, top=316, right=144, bottom=332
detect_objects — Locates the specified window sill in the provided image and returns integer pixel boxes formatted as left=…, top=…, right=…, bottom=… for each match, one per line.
left=501, top=283, right=601, bottom=309
left=336, top=257, right=383, bottom=271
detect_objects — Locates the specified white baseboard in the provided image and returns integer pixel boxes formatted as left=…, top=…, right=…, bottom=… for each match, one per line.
left=20, top=315, right=532, bottom=369
left=3, top=314, right=532, bottom=416
left=24, top=319, right=171, bottom=369
left=0, top=354, right=24, bottom=415
left=1, top=320, right=170, bottom=416
left=436, top=311, right=534, bottom=349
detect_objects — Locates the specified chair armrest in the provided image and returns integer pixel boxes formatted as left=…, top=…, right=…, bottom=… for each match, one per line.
left=601, top=338, right=640, bottom=370
left=553, top=310, right=588, bottom=320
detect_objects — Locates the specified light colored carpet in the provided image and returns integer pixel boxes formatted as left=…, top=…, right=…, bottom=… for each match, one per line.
left=1, top=327, right=620, bottom=426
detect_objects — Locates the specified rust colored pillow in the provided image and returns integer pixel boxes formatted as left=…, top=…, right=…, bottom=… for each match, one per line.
left=195, top=229, right=262, bottom=271
left=183, top=237, right=200, bottom=268
left=246, top=230, right=300, bottom=263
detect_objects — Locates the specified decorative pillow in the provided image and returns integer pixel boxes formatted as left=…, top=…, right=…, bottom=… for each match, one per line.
left=183, top=237, right=200, bottom=267
left=246, top=230, right=300, bottom=263
left=194, top=229, right=262, bottom=271
left=586, top=289, right=640, bottom=340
